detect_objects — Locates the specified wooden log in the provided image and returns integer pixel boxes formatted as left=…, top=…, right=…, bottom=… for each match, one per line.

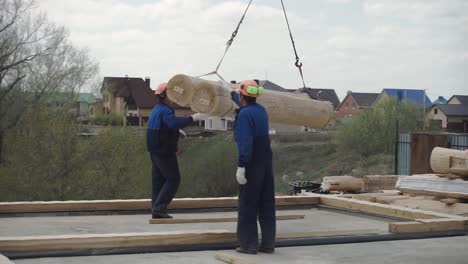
left=396, top=175, right=468, bottom=199
left=351, top=192, right=402, bottom=203
left=430, top=147, right=468, bottom=177
left=166, top=74, right=335, bottom=128
left=389, top=219, right=466, bottom=233
left=215, top=253, right=257, bottom=264
left=149, top=214, right=305, bottom=224
left=362, top=175, right=399, bottom=191
left=0, top=196, right=319, bottom=214
left=314, top=194, right=460, bottom=220
left=322, top=176, right=364, bottom=193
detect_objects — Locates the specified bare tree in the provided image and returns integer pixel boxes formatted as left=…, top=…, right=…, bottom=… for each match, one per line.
left=0, top=0, right=98, bottom=161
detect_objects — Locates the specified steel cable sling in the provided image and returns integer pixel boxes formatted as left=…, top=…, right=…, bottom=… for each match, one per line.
left=198, top=0, right=253, bottom=81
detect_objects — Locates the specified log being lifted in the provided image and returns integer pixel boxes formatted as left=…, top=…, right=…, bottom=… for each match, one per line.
left=322, top=176, right=364, bottom=193
left=430, top=147, right=468, bottom=177
left=167, top=74, right=335, bottom=128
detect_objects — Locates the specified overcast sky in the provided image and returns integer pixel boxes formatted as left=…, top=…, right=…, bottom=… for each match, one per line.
left=39, top=0, right=467, bottom=100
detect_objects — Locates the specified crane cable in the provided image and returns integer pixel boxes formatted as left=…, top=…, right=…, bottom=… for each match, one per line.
left=280, top=0, right=306, bottom=88
left=197, top=0, right=253, bottom=82
left=199, top=0, right=307, bottom=89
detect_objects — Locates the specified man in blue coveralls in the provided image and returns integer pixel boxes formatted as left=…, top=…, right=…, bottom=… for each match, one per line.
left=231, top=80, right=276, bottom=254
left=147, top=83, right=203, bottom=219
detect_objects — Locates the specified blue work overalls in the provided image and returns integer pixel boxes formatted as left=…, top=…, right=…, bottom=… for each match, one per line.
left=233, top=93, right=276, bottom=251
left=147, top=102, right=192, bottom=213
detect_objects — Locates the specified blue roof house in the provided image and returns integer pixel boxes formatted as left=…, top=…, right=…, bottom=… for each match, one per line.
left=374, top=88, right=432, bottom=108
left=432, top=96, right=447, bottom=105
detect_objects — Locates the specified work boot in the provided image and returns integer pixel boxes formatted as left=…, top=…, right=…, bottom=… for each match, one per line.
left=235, top=247, right=257, bottom=255
left=258, top=246, right=275, bottom=254
left=152, top=211, right=173, bottom=219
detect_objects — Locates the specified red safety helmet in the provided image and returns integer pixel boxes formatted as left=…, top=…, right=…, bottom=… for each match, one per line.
left=236, top=80, right=264, bottom=98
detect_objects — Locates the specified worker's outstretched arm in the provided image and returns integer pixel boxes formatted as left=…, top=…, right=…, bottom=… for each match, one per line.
left=236, top=111, right=254, bottom=167
left=163, top=112, right=193, bottom=129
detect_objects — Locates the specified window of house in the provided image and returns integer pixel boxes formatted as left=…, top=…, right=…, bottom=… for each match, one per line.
left=208, top=119, right=213, bottom=129
left=434, top=108, right=438, bottom=114
left=221, top=118, right=226, bottom=130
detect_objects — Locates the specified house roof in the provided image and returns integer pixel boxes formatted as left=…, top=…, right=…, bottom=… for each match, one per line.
left=435, top=104, right=468, bottom=117
left=101, top=76, right=188, bottom=109
left=447, top=95, right=468, bottom=105
left=350, top=92, right=379, bottom=107
left=432, top=96, right=447, bottom=105
left=296, top=88, right=341, bottom=109
left=259, top=80, right=288, bottom=92
left=381, top=88, right=432, bottom=108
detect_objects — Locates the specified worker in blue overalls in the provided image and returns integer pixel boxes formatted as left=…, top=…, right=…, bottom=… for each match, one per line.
left=231, top=80, right=276, bottom=254
left=147, top=83, right=203, bottom=219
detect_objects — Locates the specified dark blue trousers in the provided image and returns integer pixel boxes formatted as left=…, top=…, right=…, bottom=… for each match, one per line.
left=150, top=152, right=181, bottom=213
left=237, top=158, right=276, bottom=251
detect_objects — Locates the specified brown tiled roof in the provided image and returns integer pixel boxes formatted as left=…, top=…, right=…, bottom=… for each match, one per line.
left=450, top=95, right=468, bottom=105
left=296, top=87, right=341, bottom=109
left=351, top=92, right=379, bottom=107
left=102, top=76, right=188, bottom=109
left=436, top=104, right=468, bottom=117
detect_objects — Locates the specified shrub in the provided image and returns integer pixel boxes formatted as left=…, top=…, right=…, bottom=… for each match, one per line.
left=336, top=97, right=427, bottom=156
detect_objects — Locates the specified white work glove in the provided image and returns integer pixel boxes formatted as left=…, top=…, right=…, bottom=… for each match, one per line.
left=191, top=113, right=207, bottom=122
left=236, top=167, right=247, bottom=185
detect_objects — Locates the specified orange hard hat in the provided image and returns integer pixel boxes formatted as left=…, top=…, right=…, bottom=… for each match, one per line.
left=155, top=83, right=168, bottom=95
left=236, top=80, right=264, bottom=98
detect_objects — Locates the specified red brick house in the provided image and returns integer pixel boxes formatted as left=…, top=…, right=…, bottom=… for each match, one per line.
left=336, top=91, right=379, bottom=119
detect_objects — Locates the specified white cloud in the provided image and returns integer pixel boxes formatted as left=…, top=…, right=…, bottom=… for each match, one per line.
left=38, top=0, right=467, bottom=100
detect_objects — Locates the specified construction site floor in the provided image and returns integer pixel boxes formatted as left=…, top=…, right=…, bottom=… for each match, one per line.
left=0, top=207, right=391, bottom=237
left=13, top=235, right=468, bottom=264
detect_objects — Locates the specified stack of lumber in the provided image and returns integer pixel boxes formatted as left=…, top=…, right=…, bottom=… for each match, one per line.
left=389, top=147, right=468, bottom=215
left=396, top=174, right=468, bottom=199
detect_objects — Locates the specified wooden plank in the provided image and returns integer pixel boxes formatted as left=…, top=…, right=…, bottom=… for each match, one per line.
left=374, top=195, right=411, bottom=205
left=0, top=230, right=237, bottom=252
left=440, top=198, right=463, bottom=205
left=149, top=214, right=305, bottom=224
left=0, top=196, right=319, bottom=214
left=315, top=194, right=461, bottom=220
left=276, top=229, right=380, bottom=239
left=215, top=253, right=257, bottom=264
left=351, top=193, right=401, bottom=203
left=391, top=199, right=468, bottom=216
left=389, top=219, right=466, bottom=233
left=0, top=229, right=379, bottom=253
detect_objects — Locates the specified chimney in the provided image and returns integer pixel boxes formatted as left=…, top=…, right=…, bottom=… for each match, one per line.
left=145, top=76, right=150, bottom=87
left=230, top=80, right=237, bottom=84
